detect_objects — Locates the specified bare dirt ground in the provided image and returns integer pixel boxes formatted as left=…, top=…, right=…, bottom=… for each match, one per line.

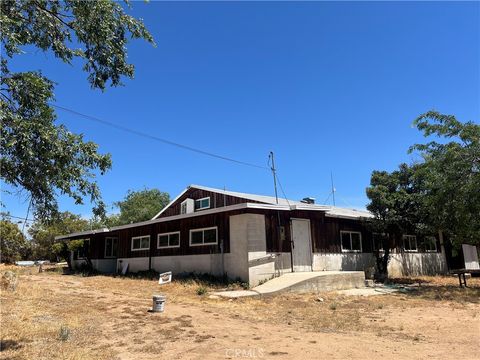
left=1, top=266, right=479, bottom=360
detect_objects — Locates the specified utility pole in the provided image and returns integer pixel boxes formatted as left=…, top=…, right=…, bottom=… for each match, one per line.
left=330, top=171, right=336, bottom=206
left=270, top=151, right=279, bottom=204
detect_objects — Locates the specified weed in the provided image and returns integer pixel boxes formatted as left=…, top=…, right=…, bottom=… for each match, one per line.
left=240, top=282, right=249, bottom=290
left=58, top=325, right=71, bottom=341
left=329, top=302, right=337, bottom=311
left=196, top=286, right=207, bottom=296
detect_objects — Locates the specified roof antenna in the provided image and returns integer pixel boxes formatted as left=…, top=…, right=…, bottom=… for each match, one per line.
left=223, top=185, right=226, bottom=207
left=269, top=151, right=279, bottom=205
left=330, top=171, right=336, bottom=206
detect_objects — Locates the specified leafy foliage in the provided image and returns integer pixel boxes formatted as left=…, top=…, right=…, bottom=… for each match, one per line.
left=0, top=0, right=154, bottom=219
left=409, top=111, right=480, bottom=247
left=0, top=219, right=29, bottom=263
left=29, top=211, right=89, bottom=261
left=366, top=163, right=429, bottom=277
left=114, top=188, right=170, bottom=225
left=366, top=111, right=480, bottom=276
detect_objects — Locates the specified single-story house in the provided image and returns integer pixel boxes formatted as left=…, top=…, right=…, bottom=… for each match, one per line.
left=56, top=185, right=448, bottom=286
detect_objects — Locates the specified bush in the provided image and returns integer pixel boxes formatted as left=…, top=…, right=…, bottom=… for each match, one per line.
left=58, top=325, right=70, bottom=341
left=196, top=286, right=207, bottom=296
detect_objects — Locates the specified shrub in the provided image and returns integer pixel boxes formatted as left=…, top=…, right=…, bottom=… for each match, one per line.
left=58, top=325, right=70, bottom=341
left=196, top=286, right=207, bottom=296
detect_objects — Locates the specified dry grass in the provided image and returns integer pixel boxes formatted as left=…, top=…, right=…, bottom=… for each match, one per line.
left=1, top=267, right=479, bottom=359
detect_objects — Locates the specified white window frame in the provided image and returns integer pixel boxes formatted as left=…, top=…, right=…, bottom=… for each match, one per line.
left=424, top=236, right=437, bottom=253
left=195, top=197, right=211, bottom=211
left=104, top=237, right=118, bottom=258
left=180, top=200, right=188, bottom=214
left=157, top=231, right=181, bottom=249
left=131, top=235, right=150, bottom=251
left=372, top=233, right=385, bottom=252
left=340, top=231, right=362, bottom=252
left=403, top=235, right=418, bottom=252
left=189, top=226, right=218, bottom=246
left=77, top=238, right=90, bottom=259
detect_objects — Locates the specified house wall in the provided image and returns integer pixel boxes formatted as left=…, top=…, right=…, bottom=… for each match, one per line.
left=64, top=203, right=447, bottom=278
left=117, top=257, right=149, bottom=273
left=151, top=254, right=223, bottom=276
left=387, top=252, right=448, bottom=277
left=225, top=214, right=250, bottom=281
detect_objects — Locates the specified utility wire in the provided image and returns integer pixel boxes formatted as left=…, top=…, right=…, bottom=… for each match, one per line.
left=52, top=104, right=269, bottom=170
left=275, top=173, right=291, bottom=207
left=1, top=214, right=36, bottom=222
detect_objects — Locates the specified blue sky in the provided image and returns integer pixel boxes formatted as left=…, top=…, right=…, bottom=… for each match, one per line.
left=3, top=1, right=479, bottom=222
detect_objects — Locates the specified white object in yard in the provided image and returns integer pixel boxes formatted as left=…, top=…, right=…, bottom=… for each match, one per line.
left=121, top=262, right=129, bottom=275
left=152, top=294, right=166, bottom=312
left=15, top=261, right=35, bottom=267
left=158, top=271, right=172, bottom=285
left=462, top=244, right=480, bottom=270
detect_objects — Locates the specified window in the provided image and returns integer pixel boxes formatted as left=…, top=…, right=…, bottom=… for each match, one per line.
left=340, top=231, right=362, bottom=252
left=403, top=235, right=417, bottom=252
left=189, top=227, right=218, bottom=246
left=157, top=232, right=180, bottom=249
left=131, top=235, right=150, bottom=251
left=77, top=239, right=90, bottom=259
left=194, top=197, right=210, bottom=211
left=181, top=201, right=187, bottom=214
left=105, top=237, right=118, bottom=258
left=372, top=233, right=386, bottom=251
left=423, top=236, right=437, bottom=252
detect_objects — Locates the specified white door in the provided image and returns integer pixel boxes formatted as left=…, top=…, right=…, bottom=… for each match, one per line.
left=291, top=219, right=313, bottom=272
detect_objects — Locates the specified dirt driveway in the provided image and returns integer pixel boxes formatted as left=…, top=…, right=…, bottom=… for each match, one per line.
left=1, top=270, right=479, bottom=360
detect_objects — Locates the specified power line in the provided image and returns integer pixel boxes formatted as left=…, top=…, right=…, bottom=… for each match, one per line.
left=52, top=104, right=269, bottom=170
left=1, top=214, right=36, bottom=222
left=275, top=172, right=291, bottom=208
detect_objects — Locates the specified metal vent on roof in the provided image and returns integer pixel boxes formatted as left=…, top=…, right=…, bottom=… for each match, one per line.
left=300, top=197, right=315, bottom=204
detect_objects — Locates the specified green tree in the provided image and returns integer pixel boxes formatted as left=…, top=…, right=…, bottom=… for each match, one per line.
left=115, top=188, right=170, bottom=225
left=0, top=219, right=29, bottom=263
left=366, top=163, right=429, bottom=278
left=1, top=0, right=154, bottom=219
left=410, top=111, right=480, bottom=248
left=29, top=211, right=89, bottom=261
left=366, top=111, right=480, bottom=278
left=52, top=238, right=85, bottom=269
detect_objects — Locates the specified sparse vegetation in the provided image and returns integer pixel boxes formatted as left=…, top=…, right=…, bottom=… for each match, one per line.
left=58, top=325, right=71, bottom=342
left=196, top=286, right=207, bottom=296
left=1, top=267, right=478, bottom=359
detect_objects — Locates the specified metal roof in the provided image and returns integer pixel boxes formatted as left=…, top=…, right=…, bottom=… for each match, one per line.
left=56, top=185, right=372, bottom=240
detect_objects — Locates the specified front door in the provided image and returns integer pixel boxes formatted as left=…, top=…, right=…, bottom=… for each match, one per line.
left=291, top=218, right=313, bottom=272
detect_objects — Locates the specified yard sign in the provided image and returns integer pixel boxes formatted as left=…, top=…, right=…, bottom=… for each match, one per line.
left=159, top=271, right=172, bottom=285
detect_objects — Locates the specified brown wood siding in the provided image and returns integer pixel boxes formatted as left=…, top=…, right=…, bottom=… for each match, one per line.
left=158, top=188, right=266, bottom=218
left=262, top=210, right=372, bottom=254
left=65, top=207, right=441, bottom=263
left=317, top=217, right=372, bottom=253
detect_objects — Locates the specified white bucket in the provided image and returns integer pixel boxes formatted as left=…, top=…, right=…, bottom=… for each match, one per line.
left=152, top=295, right=166, bottom=312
